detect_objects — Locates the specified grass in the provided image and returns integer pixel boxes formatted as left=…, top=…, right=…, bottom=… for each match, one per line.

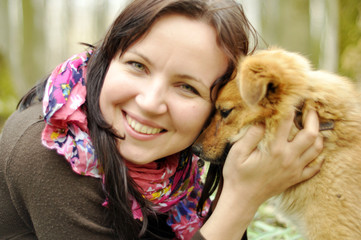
left=202, top=162, right=303, bottom=240
left=248, top=201, right=304, bottom=240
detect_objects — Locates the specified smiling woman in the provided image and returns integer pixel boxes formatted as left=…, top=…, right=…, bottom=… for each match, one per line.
left=99, top=14, right=228, bottom=165
left=0, top=1, right=323, bottom=240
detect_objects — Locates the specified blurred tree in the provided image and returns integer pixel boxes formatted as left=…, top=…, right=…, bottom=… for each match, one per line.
left=20, top=0, right=46, bottom=94
left=0, top=53, right=18, bottom=129
left=0, top=0, right=360, bottom=130
left=339, top=0, right=361, bottom=82
left=261, top=0, right=311, bottom=58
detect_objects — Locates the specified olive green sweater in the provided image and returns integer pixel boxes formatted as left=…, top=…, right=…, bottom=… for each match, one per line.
left=0, top=102, right=206, bottom=240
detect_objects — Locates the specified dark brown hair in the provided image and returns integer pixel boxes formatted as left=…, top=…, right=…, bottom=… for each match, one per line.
left=86, top=1, right=258, bottom=238
left=19, top=0, right=258, bottom=239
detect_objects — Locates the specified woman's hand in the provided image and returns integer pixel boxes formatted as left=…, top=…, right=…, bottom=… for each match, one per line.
left=222, top=109, right=324, bottom=203
left=200, top=110, right=323, bottom=240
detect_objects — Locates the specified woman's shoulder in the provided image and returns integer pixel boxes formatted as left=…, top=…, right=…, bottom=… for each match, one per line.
left=0, top=101, right=61, bottom=193
left=0, top=102, right=114, bottom=238
left=1, top=101, right=44, bottom=143
left=0, top=102, right=45, bottom=165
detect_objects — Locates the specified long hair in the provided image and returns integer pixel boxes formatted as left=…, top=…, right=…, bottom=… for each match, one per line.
left=19, top=0, right=258, bottom=239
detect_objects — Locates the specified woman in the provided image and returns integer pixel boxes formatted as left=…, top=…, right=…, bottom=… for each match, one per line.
left=0, top=0, right=323, bottom=239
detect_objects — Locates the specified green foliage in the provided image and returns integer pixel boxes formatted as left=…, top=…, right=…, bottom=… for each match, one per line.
left=0, top=53, right=17, bottom=129
left=339, top=0, right=361, bottom=81
left=248, top=202, right=304, bottom=240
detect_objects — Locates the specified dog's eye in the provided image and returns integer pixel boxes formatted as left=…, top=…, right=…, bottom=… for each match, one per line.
left=219, top=108, right=233, bottom=118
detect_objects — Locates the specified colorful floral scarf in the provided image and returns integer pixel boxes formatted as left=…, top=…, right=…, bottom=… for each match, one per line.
left=41, top=51, right=210, bottom=239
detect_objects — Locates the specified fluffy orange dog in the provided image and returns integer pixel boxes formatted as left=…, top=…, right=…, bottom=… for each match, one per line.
left=195, top=48, right=361, bottom=239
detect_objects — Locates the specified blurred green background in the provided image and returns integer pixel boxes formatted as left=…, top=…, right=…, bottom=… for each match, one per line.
left=1, top=0, right=361, bottom=128
left=0, top=0, right=360, bottom=239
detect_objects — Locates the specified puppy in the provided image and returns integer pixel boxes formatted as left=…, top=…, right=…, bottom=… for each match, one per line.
left=194, top=48, right=361, bottom=239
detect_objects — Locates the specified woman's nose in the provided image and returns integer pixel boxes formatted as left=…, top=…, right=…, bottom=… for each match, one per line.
left=135, top=80, right=168, bottom=114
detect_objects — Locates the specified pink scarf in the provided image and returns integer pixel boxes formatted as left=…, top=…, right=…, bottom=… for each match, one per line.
left=41, top=51, right=210, bottom=239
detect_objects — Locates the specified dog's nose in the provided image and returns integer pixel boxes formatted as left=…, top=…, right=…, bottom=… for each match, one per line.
left=191, top=144, right=203, bottom=157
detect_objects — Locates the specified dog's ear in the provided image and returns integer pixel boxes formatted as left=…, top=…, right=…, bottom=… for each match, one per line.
left=239, top=63, right=278, bottom=107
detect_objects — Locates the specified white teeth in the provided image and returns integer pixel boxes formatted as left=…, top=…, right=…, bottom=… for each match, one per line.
left=126, top=114, right=163, bottom=134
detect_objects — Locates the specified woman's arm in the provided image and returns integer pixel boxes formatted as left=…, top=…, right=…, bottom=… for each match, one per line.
left=2, top=103, right=115, bottom=239
left=200, top=110, right=323, bottom=240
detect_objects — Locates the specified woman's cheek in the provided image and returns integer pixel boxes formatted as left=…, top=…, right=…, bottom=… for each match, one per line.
left=180, top=102, right=212, bottom=135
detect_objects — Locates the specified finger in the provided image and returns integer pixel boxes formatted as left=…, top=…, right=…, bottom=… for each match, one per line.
left=299, top=134, right=323, bottom=166
left=292, top=109, right=320, bottom=151
left=300, top=154, right=325, bottom=182
left=230, top=124, right=265, bottom=158
left=274, top=111, right=295, bottom=141
left=302, top=109, right=320, bottom=132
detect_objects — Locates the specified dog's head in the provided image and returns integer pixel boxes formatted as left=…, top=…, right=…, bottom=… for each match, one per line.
left=193, top=48, right=312, bottom=164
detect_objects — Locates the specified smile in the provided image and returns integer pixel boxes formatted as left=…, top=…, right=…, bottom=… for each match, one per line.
left=125, top=114, right=164, bottom=134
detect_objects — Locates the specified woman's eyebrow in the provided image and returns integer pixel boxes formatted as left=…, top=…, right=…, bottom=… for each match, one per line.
left=174, top=74, right=206, bottom=87
left=126, top=50, right=153, bottom=66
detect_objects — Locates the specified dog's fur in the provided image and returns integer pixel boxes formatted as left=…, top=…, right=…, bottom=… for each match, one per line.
left=194, top=48, right=361, bottom=239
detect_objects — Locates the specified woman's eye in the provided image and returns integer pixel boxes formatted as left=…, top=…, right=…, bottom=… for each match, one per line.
left=128, top=61, right=146, bottom=72
left=180, top=84, right=200, bottom=95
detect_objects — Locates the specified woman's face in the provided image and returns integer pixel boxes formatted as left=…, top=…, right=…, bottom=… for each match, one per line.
left=99, top=14, right=228, bottom=165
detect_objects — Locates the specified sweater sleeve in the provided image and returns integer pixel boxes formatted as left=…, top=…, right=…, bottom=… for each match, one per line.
left=4, top=104, right=115, bottom=239
left=191, top=231, right=206, bottom=240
